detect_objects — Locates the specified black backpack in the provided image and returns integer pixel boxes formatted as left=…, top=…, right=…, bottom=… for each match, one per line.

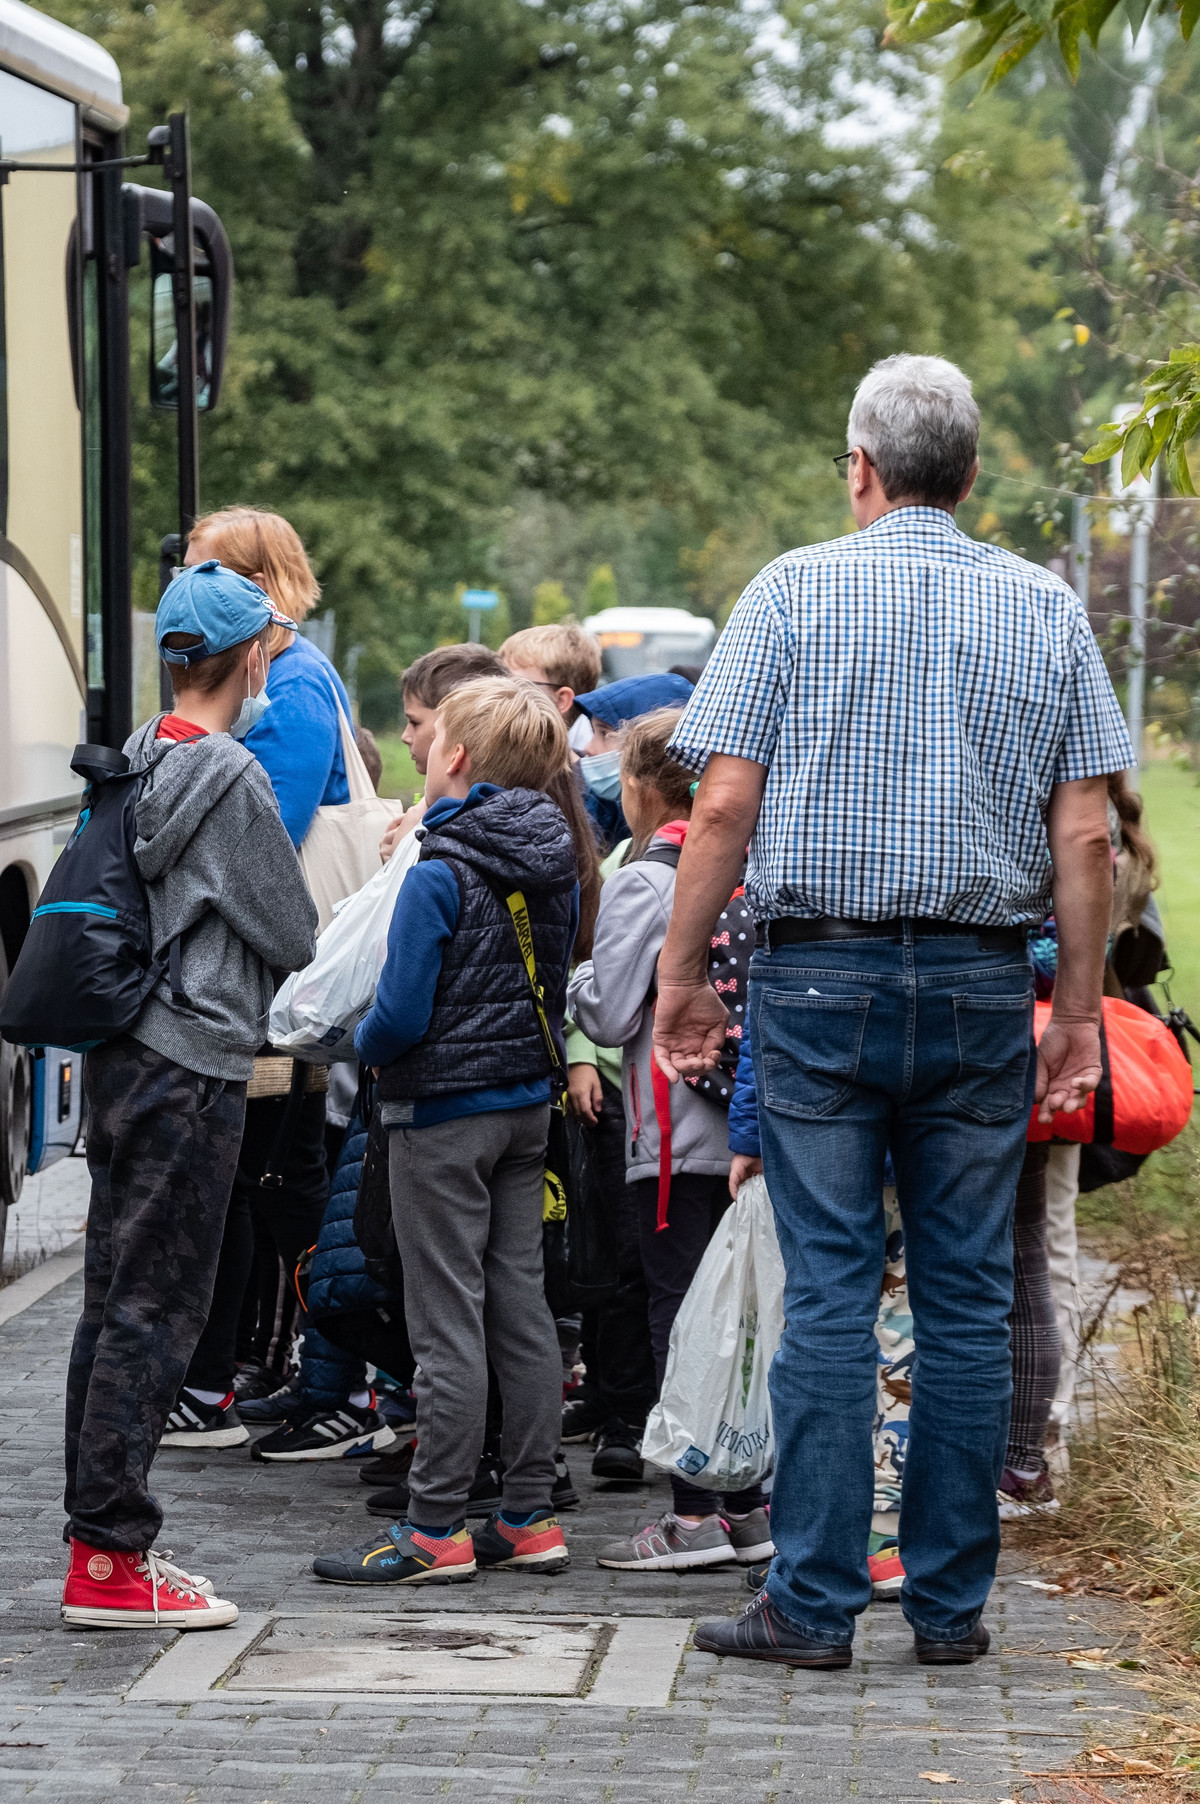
left=0, top=743, right=184, bottom=1053
left=641, top=842, right=755, bottom=1109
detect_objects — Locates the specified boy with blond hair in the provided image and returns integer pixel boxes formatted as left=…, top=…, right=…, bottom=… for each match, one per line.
left=500, top=623, right=601, bottom=720
left=315, top=678, right=580, bottom=1586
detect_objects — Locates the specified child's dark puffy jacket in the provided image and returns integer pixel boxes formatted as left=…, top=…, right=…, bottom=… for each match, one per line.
left=306, top=1118, right=413, bottom=1388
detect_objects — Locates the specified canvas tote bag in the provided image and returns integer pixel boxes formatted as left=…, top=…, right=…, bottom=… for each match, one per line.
left=298, top=693, right=397, bottom=931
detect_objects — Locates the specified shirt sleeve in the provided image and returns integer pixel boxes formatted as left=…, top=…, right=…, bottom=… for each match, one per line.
left=1053, top=608, right=1135, bottom=784
left=246, top=664, right=341, bottom=848
left=354, top=861, right=460, bottom=1067
left=668, top=573, right=789, bottom=773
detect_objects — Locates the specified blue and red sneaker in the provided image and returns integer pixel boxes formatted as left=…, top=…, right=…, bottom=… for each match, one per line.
left=473, top=1512, right=570, bottom=1574
left=312, top=1520, right=476, bottom=1586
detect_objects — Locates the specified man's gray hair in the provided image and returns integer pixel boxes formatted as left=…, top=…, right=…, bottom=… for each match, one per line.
left=847, top=354, right=979, bottom=504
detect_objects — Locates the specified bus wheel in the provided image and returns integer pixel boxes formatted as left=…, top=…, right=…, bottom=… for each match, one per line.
left=0, top=944, right=32, bottom=1222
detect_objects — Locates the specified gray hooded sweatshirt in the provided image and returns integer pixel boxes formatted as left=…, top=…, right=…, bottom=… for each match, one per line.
left=124, top=717, right=318, bottom=1081
left=567, top=834, right=732, bottom=1185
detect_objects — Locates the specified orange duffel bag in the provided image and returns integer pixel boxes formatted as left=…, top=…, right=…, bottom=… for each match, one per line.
left=1027, top=996, right=1194, bottom=1154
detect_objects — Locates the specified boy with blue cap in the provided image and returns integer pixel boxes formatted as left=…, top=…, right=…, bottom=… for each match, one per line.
left=61, top=561, right=317, bottom=1634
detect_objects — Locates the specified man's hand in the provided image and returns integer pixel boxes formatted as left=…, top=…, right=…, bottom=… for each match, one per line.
left=567, top=1062, right=603, bottom=1124
left=380, top=799, right=426, bottom=863
left=1040, top=772, right=1114, bottom=1126
left=1035, top=1016, right=1102, bottom=1123
left=728, top=1153, right=763, bottom=1199
left=654, top=978, right=729, bottom=1082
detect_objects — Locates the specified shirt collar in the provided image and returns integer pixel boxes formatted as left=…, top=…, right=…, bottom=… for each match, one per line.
left=855, top=505, right=964, bottom=540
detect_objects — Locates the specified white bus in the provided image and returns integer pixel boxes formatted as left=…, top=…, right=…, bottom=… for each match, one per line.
left=583, top=605, right=716, bottom=684
left=0, top=0, right=230, bottom=1247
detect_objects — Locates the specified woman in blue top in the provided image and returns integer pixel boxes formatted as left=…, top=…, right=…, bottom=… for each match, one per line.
left=184, top=506, right=351, bottom=845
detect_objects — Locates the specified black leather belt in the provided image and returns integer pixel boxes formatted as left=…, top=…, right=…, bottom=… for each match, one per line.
left=758, top=916, right=1028, bottom=953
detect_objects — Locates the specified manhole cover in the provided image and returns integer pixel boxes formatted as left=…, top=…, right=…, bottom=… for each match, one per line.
left=227, top=1613, right=605, bottom=1695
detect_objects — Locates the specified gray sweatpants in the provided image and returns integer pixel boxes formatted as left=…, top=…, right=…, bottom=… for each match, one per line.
left=388, top=1104, right=561, bottom=1523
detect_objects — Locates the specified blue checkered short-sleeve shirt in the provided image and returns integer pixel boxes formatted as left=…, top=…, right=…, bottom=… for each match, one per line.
left=669, top=507, right=1132, bottom=927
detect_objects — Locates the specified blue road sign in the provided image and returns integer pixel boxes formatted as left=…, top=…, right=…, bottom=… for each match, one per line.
left=462, top=589, right=500, bottom=611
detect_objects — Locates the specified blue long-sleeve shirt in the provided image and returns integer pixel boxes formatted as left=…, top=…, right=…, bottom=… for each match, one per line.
left=246, top=636, right=351, bottom=847
left=355, top=785, right=580, bottom=1128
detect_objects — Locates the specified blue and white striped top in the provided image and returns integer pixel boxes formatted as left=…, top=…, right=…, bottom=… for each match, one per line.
left=669, top=507, right=1132, bottom=927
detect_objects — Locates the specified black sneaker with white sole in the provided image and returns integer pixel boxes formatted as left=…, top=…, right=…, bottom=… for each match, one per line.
left=159, top=1389, right=250, bottom=1449
left=251, top=1401, right=396, bottom=1463
left=561, top=1394, right=608, bottom=1443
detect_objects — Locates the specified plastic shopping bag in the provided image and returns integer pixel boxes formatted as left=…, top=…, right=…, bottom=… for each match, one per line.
left=641, top=1173, right=785, bottom=1492
left=268, top=829, right=422, bottom=1063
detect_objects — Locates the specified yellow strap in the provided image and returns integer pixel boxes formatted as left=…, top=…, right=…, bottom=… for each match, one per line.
left=504, top=890, right=558, bottom=1070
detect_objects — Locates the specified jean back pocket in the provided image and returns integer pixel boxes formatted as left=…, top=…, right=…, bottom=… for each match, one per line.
left=759, top=989, right=871, bottom=1121
left=948, top=992, right=1033, bottom=1124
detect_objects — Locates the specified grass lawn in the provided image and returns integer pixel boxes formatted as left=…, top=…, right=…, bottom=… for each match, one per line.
left=1138, top=761, right=1200, bottom=1026
left=375, top=732, right=419, bottom=803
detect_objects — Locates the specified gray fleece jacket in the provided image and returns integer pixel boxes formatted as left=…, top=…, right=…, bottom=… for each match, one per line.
left=125, top=717, right=318, bottom=1081
left=567, top=835, right=732, bottom=1185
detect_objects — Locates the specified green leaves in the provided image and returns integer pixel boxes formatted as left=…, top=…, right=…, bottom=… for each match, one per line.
left=1083, top=355, right=1200, bottom=497
left=885, top=0, right=1183, bottom=84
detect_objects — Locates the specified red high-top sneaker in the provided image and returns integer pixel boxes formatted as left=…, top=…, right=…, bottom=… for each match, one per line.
left=61, top=1541, right=239, bottom=1629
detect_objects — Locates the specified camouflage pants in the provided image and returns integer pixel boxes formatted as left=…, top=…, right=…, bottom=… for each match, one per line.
left=64, top=1036, right=246, bottom=1551
left=873, top=1186, right=912, bottom=1541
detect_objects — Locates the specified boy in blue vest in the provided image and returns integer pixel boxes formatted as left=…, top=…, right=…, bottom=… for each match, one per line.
left=314, top=676, right=580, bottom=1586
left=61, top=562, right=316, bottom=1632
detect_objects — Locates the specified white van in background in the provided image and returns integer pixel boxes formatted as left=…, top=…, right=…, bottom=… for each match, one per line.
left=583, top=606, right=716, bottom=684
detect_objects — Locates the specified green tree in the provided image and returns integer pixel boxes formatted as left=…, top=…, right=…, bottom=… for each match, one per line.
left=531, top=581, right=573, bottom=625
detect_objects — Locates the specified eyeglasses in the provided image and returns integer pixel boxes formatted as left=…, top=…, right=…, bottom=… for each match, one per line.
left=833, top=450, right=856, bottom=480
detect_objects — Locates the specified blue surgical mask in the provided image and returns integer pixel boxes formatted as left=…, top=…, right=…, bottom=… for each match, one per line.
left=581, top=748, right=623, bottom=801
left=230, top=687, right=271, bottom=740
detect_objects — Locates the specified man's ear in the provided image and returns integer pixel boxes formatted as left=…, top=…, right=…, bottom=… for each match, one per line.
left=959, top=457, right=980, bottom=503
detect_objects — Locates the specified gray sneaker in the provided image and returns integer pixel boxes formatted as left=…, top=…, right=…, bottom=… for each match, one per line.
left=597, top=1511, right=736, bottom=1572
left=724, top=1507, right=774, bottom=1564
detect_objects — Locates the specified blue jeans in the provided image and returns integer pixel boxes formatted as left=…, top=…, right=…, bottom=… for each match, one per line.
left=750, top=929, right=1034, bottom=1645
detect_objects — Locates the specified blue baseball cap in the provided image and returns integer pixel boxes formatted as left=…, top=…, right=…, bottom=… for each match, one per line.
left=574, top=672, right=694, bottom=727
left=156, top=559, right=295, bottom=666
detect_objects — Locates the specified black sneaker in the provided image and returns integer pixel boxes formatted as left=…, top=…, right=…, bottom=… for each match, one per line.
left=160, top=1389, right=250, bottom=1449
left=561, top=1394, right=607, bottom=1443
left=746, top=1560, right=771, bottom=1591
left=251, top=1401, right=396, bottom=1463
left=358, top=1440, right=416, bottom=1487
left=914, top=1621, right=990, bottom=1665
left=552, top=1454, right=579, bottom=1511
left=232, top=1360, right=287, bottom=1403
left=239, top=1376, right=304, bottom=1424
left=592, top=1419, right=644, bottom=1482
left=366, top=1455, right=504, bottom=1520
left=694, top=1592, right=852, bottom=1669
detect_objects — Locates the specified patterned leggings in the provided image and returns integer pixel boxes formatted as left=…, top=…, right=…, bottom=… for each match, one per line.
left=874, top=1142, right=1062, bottom=1513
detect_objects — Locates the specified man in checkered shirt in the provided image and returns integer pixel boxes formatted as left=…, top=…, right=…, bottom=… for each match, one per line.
left=655, top=354, right=1130, bottom=1670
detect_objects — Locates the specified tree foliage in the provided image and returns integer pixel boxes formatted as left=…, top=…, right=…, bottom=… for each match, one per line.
left=44, top=0, right=1088, bottom=675
left=885, top=0, right=1200, bottom=491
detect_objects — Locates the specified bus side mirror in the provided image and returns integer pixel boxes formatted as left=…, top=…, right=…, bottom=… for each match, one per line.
left=122, top=184, right=233, bottom=413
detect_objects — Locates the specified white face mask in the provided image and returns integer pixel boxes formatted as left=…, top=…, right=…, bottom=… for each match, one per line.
left=230, top=649, right=271, bottom=740
left=581, top=748, right=623, bottom=801
left=568, top=715, right=594, bottom=755
left=230, top=688, right=271, bottom=740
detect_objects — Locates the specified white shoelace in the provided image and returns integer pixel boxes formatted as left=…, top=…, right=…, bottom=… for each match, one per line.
left=134, top=1550, right=205, bottom=1624
left=154, top=1549, right=210, bottom=1592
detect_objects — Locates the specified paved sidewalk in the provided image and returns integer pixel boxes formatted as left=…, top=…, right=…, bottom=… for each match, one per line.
left=0, top=1265, right=1141, bottom=1803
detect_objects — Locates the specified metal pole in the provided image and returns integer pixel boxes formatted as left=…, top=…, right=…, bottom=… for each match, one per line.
left=1070, top=496, right=1090, bottom=609
left=467, top=609, right=481, bottom=644
left=1126, top=464, right=1158, bottom=789
left=165, top=112, right=198, bottom=551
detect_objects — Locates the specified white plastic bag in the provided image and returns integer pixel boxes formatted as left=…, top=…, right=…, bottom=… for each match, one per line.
left=268, top=829, right=422, bottom=1062
left=641, top=1173, right=785, bottom=1492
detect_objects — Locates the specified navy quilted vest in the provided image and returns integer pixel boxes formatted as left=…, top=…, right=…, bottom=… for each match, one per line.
left=376, top=786, right=578, bottom=1101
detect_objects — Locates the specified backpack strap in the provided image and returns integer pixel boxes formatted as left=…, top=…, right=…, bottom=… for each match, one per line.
left=260, top=1059, right=311, bottom=1189
left=491, top=885, right=568, bottom=1098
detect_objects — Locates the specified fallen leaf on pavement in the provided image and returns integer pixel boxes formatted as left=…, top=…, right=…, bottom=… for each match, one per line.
left=1014, top=1579, right=1063, bottom=1593
left=919, top=1774, right=958, bottom=1785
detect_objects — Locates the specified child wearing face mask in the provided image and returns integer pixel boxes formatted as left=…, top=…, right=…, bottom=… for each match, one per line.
left=59, top=559, right=317, bottom=1633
